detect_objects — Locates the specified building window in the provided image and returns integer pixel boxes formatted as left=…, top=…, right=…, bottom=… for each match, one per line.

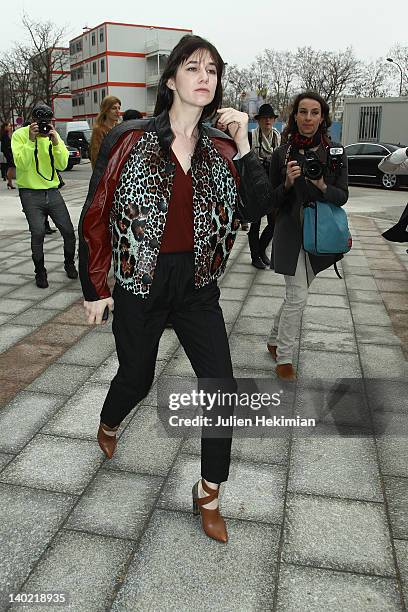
left=71, top=70, right=77, bottom=82
left=358, top=106, right=382, bottom=142
left=92, top=62, right=96, bottom=75
left=91, top=33, right=96, bottom=46
left=99, top=28, right=104, bottom=43
left=93, top=91, right=98, bottom=103
left=101, top=88, right=106, bottom=100
left=72, top=98, right=77, bottom=107
left=100, top=59, right=105, bottom=73
left=75, top=40, right=82, bottom=53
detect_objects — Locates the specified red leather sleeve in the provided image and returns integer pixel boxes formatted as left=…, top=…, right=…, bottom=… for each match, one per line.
left=211, top=137, right=240, bottom=188
left=80, top=130, right=142, bottom=300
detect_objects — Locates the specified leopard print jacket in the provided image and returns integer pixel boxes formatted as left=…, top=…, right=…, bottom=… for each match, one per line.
left=79, top=111, right=259, bottom=301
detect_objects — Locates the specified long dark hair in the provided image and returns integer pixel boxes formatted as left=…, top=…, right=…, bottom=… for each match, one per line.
left=154, top=35, right=224, bottom=120
left=282, top=91, right=332, bottom=144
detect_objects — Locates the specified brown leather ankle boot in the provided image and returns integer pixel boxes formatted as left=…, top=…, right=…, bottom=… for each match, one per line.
left=267, top=343, right=277, bottom=360
left=275, top=363, right=297, bottom=381
left=97, top=422, right=119, bottom=459
left=192, top=479, right=228, bottom=543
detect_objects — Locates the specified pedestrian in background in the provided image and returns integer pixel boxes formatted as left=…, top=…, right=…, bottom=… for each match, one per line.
left=0, top=147, right=7, bottom=182
left=247, top=104, right=280, bottom=268
left=1, top=121, right=16, bottom=189
left=89, top=96, right=121, bottom=168
left=266, top=91, right=348, bottom=380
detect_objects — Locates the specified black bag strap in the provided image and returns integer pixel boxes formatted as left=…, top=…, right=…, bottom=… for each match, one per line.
left=334, top=262, right=342, bottom=279
left=34, top=140, right=55, bottom=182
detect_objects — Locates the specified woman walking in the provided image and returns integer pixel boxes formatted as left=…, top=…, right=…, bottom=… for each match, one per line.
left=266, top=91, right=348, bottom=380
left=89, top=95, right=121, bottom=168
left=0, top=122, right=16, bottom=189
left=79, top=35, right=277, bottom=543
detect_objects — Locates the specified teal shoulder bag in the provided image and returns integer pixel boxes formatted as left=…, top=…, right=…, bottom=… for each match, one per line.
left=303, top=201, right=352, bottom=256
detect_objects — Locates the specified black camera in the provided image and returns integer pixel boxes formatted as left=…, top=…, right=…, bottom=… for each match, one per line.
left=300, top=147, right=344, bottom=180
left=37, top=120, right=52, bottom=135
left=301, top=151, right=324, bottom=180
left=32, top=104, right=53, bottom=136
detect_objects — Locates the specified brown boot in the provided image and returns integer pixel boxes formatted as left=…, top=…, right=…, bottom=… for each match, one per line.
left=276, top=363, right=297, bottom=381
left=192, top=479, right=228, bottom=543
left=97, top=422, right=119, bottom=459
left=267, top=343, right=277, bottom=360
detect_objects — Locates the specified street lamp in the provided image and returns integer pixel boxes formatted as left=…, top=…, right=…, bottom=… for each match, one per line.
left=387, top=57, right=404, bottom=96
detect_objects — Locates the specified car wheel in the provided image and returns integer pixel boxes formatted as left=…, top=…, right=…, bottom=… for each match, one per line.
left=381, top=173, right=398, bottom=189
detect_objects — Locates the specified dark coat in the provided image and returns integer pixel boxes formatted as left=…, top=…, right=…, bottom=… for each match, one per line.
left=268, top=141, right=349, bottom=276
left=0, top=133, right=15, bottom=167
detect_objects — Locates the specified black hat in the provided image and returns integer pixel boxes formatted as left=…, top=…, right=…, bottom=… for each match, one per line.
left=254, top=104, right=279, bottom=119
left=32, top=104, right=53, bottom=121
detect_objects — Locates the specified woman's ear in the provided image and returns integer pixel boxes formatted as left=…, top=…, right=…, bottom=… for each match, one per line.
left=167, top=78, right=176, bottom=91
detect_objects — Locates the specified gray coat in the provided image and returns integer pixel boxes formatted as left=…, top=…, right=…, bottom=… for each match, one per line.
left=269, top=141, right=349, bottom=276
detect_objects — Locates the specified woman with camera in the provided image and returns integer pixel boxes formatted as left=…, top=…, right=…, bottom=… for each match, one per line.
left=265, top=91, right=348, bottom=381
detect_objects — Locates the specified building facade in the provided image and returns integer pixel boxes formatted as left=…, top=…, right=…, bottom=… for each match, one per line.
left=342, top=96, right=408, bottom=146
left=69, top=22, right=192, bottom=124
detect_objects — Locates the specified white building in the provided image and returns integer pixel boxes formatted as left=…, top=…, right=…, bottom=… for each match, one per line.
left=69, top=21, right=192, bottom=124
left=50, top=47, right=72, bottom=125
left=342, top=96, right=408, bottom=145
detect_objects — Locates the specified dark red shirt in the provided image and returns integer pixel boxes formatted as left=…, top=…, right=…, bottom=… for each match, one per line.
left=160, top=150, right=194, bottom=253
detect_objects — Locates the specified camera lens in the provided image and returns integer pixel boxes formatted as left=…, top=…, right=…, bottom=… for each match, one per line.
left=303, top=152, right=323, bottom=180
left=304, top=161, right=323, bottom=180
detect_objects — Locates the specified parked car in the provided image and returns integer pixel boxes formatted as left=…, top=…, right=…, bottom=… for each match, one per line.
left=345, top=142, right=408, bottom=190
left=64, top=146, right=81, bottom=171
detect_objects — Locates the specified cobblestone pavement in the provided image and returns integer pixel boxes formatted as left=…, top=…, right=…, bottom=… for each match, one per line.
left=0, top=182, right=407, bottom=610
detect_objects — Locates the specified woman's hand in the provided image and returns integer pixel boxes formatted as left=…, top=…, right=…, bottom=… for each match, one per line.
left=285, top=160, right=302, bottom=190
left=83, top=297, right=114, bottom=325
left=216, top=108, right=250, bottom=156
left=307, top=176, right=327, bottom=193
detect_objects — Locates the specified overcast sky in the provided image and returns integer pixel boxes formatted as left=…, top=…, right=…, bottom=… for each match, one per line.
left=1, top=0, right=407, bottom=68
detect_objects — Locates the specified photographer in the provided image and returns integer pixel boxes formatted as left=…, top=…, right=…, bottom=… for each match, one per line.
left=11, top=104, right=78, bottom=288
left=265, top=91, right=348, bottom=380
left=248, top=104, right=280, bottom=268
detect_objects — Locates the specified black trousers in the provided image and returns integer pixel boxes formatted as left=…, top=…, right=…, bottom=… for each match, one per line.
left=101, top=252, right=235, bottom=483
left=248, top=213, right=275, bottom=260
left=19, top=188, right=76, bottom=266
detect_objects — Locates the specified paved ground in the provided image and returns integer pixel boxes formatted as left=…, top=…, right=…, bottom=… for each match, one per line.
left=0, top=167, right=407, bottom=611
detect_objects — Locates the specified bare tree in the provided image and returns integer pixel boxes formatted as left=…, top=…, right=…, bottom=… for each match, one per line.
left=21, top=14, right=70, bottom=107
left=295, top=47, right=327, bottom=94
left=263, top=49, right=297, bottom=118
left=351, top=59, right=394, bottom=98
left=0, top=45, right=35, bottom=123
left=387, top=44, right=408, bottom=95
left=222, top=64, right=252, bottom=109
left=323, top=48, right=360, bottom=114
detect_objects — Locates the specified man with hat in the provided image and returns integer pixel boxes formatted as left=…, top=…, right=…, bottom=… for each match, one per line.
left=248, top=103, right=280, bottom=269
left=11, top=104, right=78, bottom=288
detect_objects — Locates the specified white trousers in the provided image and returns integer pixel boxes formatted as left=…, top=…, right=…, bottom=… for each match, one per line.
left=268, top=248, right=315, bottom=365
